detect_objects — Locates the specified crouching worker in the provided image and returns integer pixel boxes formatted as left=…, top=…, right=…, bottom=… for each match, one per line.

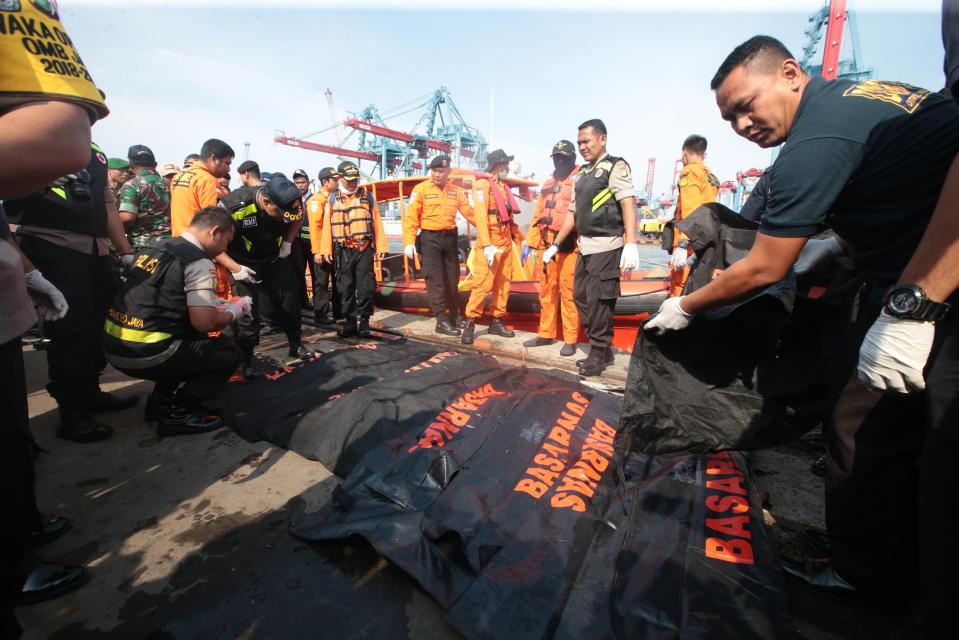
left=102, top=207, right=245, bottom=436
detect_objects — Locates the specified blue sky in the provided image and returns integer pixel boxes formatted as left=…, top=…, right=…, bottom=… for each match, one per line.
left=63, top=1, right=945, bottom=196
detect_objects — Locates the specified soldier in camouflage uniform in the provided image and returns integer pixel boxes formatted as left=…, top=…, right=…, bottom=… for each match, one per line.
left=118, top=145, right=171, bottom=250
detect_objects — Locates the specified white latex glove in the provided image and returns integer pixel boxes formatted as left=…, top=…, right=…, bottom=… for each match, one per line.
left=278, top=241, right=292, bottom=259
left=794, top=237, right=843, bottom=276
left=120, top=253, right=135, bottom=270
left=232, top=265, right=257, bottom=282
left=858, top=311, right=935, bottom=393
left=620, top=243, right=640, bottom=271
left=24, top=269, right=69, bottom=321
left=483, top=245, right=501, bottom=266
left=222, top=295, right=254, bottom=320
left=404, top=244, right=417, bottom=259
left=542, top=244, right=559, bottom=265
left=643, top=296, right=694, bottom=335
left=671, top=246, right=688, bottom=271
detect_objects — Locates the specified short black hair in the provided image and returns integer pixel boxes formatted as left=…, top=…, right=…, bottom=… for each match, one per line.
left=183, top=153, right=201, bottom=166
left=246, top=167, right=261, bottom=179
left=200, top=138, right=235, bottom=160
left=578, top=118, right=607, bottom=135
left=682, top=134, right=708, bottom=155
left=710, top=35, right=796, bottom=90
left=190, top=206, right=233, bottom=230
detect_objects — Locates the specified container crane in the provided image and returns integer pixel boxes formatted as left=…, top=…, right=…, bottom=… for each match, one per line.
left=274, top=87, right=489, bottom=180
left=800, top=0, right=873, bottom=81
left=644, top=157, right=656, bottom=200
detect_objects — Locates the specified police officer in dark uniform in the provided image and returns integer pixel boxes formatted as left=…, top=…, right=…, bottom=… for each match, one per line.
left=6, top=143, right=140, bottom=442
left=103, top=207, right=245, bottom=435
left=645, top=36, right=959, bottom=629
left=218, top=175, right=311, bottom=377
left=545, top=119, right=640, bottom=377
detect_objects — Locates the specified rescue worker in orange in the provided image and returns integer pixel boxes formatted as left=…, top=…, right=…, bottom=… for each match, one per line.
left=319, top=161, right=387, bottom=338
left=404, top=155, right=475, bottom=336
left=169, top=139, right=244, bottom=297
left=522, top=140, right=580, bottom=357
left=669, top=134, right=720, bottom=296
left=461, top=148, right=524, bottom=345
left=307, top=167, right=342, bottom=325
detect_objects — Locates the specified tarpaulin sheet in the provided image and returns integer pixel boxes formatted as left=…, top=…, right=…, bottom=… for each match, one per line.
left=291, top=366, right=790, bottom=639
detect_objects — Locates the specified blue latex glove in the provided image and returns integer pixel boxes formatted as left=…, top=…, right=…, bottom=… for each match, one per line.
left=520, top=243, right=531, bottom=266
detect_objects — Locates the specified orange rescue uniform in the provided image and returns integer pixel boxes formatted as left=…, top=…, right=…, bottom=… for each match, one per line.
left=307, top=187, right=332, bottom=256
left=403, top=179, right=474, bottom=245
left=527, top=169, right=579, bottom=344
left=319, top=189, right=389, bottom=257
left=465, top=177, right=524, bottom=319
left=671, top=161, right=719, bottom=296
left=169, top=163, right=231, bottom=297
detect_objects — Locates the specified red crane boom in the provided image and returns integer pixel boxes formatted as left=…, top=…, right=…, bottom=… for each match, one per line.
left=343, top=118, right=452, bottom=152
left=821, top=0, right=848, bottom=81
left=274, top=135, right=380, bottom=162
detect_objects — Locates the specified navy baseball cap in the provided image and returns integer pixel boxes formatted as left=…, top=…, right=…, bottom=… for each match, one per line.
left=265, top=176, right=302, bottom=218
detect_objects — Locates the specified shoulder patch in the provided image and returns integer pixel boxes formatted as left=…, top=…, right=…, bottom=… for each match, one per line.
left=597, top=160, right=614, bottom=172
left=678, top=176, right=689, bottom=188
left=842, top=80, right=931, bottom=114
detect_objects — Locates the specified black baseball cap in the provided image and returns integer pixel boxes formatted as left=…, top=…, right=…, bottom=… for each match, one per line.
left=429, top=155, right=451, bottom=169
left=127, top=144, right=156, bottom=166
left=337, top=161, right=360, bottom=180
left=550, top=140, right=575, bottom=157
left=486, top=148, right=513, bottom=168
left=317, top=166, right=338, bottom=180
left=265, top=176, right=302, bottom=218
left=237, top=160, right=259, bottom=174
left=292, top=168, right=309, bottom=180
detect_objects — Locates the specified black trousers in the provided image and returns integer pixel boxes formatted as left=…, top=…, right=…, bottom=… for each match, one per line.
left=1, top=338, right=41, bottom=638
left=419, top=228, right=460, bottom=319
left=17, top=235, right=115, bottom=414
left=111, top=336, right=241, bottom=404
left=290, top=237, right=316, bottom=308
left=233, top=258, right=301, bottom=348
left=573, top=247, right=622, bottom=352
left=336, top=244, right=375, bottom=321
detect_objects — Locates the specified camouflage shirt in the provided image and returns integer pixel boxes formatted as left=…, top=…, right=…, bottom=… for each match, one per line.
left=118, top=169, right=171, bottom=249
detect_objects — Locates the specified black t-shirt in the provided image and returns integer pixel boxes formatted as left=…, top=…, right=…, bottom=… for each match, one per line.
left=220, top=185, right=288, bottom=265
left=760, top=76, right=959, bottom=283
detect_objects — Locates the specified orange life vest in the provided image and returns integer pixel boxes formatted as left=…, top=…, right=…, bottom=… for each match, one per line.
left=329, top=188, right=375, bottom=249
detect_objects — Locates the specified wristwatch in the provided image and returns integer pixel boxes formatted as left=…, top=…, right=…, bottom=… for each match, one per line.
left=883, top=284, right=950, bottom=322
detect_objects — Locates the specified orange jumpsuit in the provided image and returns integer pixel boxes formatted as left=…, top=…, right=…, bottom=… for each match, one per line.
left=465, top=177, right=524, bottom=319
left=169, top=163, right=231, bottom=296
left=307, top=187, right=332, bottom=256
left=403, top=179, right=474, bottom=245
left=671, top=161, right=719, bottom=296
left=527, top=169, right=579, bottom=344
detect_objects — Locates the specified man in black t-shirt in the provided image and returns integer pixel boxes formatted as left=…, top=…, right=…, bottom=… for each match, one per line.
left=645, top=35, right=959, bottom=625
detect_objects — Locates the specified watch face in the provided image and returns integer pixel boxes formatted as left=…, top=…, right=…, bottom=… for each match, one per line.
left=888, top=288, right=920, bottom=314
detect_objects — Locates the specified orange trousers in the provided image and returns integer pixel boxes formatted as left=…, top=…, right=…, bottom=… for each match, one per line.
left=538, top=250, right=579, bottom=343
left=669, top=247, right=693, bottom=297
left=466, top=245, right=512, bottom=318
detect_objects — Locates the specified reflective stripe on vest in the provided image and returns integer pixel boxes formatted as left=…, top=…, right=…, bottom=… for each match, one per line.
left=592, top=187, right=613, bottom=212
left=103, top=319, right=173, bottom=344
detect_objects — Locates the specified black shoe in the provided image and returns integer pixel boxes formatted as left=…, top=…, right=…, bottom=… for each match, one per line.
left=523, top=336, right=555, bottom=348
left=339, top=321, right=358, bottom=338
left=781, top=558, right=860, bottom=602
left=87, top=391, right=138, bottom=414
left=17, top=562, right=87, bottom=606
left=31, top=517, right=71, bottom=548
left=288, top=342, right=313, bottom=360
left=487, top=318, right=515, bottom=338
left=435, top=319, right=461, bottom=336
left=358, top=318, right=372, bottom=337
left=259, top=323, right=278, bottom=336
left=560, top=343, right=577, bottom=357
left=315, top=315, right=336, bottom=326
left=157, top=405, right=223, bottom=437
left=578, top=357, right=608, bottom=377
left=451, top=315, right=467, bottom=330
left=802, top=529, right=835, bottom=557
left=144, top=391, right=174, bottom=423
left=56, top=413, right=113, bottom=443
left=577, top=348, right=614, bottom=367
left=461, top=318, right=476, bottom=345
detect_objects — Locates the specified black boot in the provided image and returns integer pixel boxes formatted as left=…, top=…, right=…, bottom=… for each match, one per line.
left=450, top=313, right=467, bottom=329
left=157, top=393, right=223, bottom=437
left=56, top=409, right=113, bottom=443
left=487, top=318, right=515, bottom=338
left=523, top=336, right=555, bottom=348
left=435, top=315, right=460, bottom=336
left=288, top=339, right=313, bottom=361
left=578, top=348, right=612, bottom=377
left=460, top=318, right=476, bottom=345
left=358, top=317, right=372, bottom=337
left=18, top=562, right=87, bottom=606
left=87, top=391, right=138, bottom=413
left=144, top=389, right=175, bottom=422
left=339, top=319, right=358, bottom=338
left=576, top=347, right=614, bottom=368
left=241, top=346, right=261, bottom=380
